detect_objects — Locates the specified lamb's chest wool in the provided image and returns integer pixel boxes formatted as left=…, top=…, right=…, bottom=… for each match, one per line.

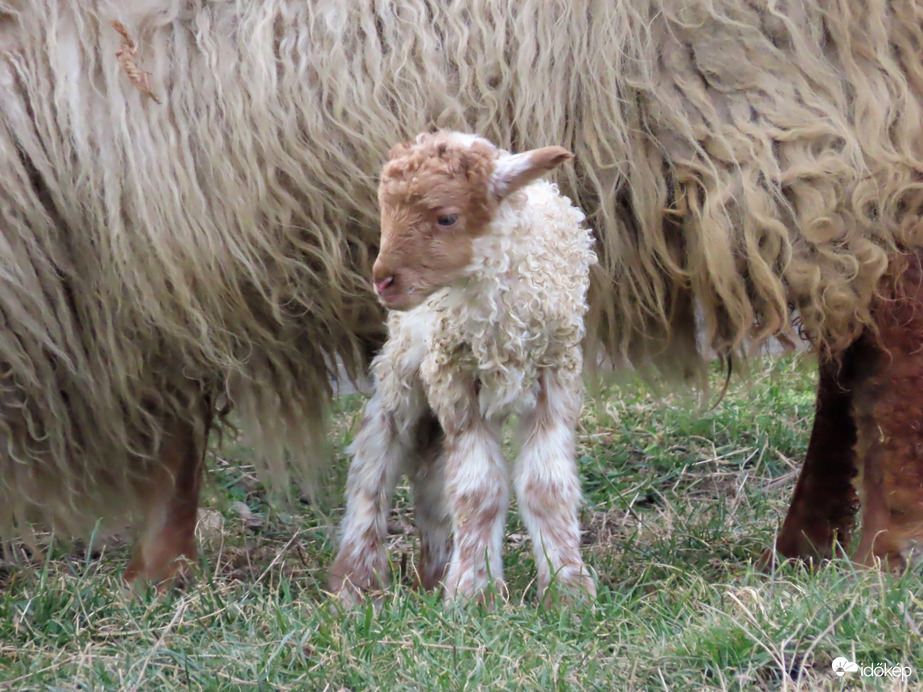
left=388, top=179, right=595, bottom=421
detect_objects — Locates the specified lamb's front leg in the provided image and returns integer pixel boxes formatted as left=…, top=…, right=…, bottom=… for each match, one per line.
left=515, top=368, right=595, bottom=605
left=329, top=388, right=424, bottom=604
left=426, top=366, right=509, bottom=602
left=442, top=417, right=509, bottom=601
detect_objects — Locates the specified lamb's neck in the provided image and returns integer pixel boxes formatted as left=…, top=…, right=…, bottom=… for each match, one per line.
left=466, top=212, right=535, bottom=281
left=441, top=219, right=537, bottom=326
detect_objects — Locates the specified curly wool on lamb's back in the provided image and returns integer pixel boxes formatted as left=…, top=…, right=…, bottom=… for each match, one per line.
left=1, top=0, right=923, bottom=532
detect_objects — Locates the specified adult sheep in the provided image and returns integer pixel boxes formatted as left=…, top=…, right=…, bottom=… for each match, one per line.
left=2, top=0, right=922, bottom=582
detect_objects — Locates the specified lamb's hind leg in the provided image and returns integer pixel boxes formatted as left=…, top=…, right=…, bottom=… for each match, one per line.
left=441, top=417, right=508, bottom=602
left=411, top=412, right=452, bottom=592
left=329, top=389, right=424, bottom=603
left=428, top=370, right=509, bottom=602
left=515, top=368, right=595, bottom=605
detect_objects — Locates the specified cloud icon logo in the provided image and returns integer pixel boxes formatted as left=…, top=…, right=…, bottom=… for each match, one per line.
left=832, top=657, right=859, bottom=677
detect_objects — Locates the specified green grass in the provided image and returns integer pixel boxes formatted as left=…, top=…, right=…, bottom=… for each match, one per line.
left=2, top=354, right=921, bottom=690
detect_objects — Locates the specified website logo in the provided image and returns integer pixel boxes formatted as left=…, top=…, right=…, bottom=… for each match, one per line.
left=831, top=656, right=912, bottom=680
left=831, top=657, right=859, bottom=677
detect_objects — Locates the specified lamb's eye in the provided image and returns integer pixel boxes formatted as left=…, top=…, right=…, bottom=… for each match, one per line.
left=437, top=214, right=459, bottom=227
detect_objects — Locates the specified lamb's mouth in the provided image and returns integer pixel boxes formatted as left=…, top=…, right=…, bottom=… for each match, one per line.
left=378, top=285, right=425, bottom=311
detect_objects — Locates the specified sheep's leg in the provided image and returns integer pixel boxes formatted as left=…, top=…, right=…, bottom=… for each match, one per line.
left=852, top=442, right=905, bottom=569
left=425, top=368, right=509, bottom=602
left=761, top=346, right=864, bottom=568
left=123, top=399, right=212, bottom=588
left=515, top=368, right=595, bottom=605
left=851, top=263, right=923, bottom=569
left=440, top=416, right=508, bottom=602
left=329, top=389, right=424, bottom=603
left=852, top=367, right=911, bottom=570
left=411, top=413, right=452, bottom=591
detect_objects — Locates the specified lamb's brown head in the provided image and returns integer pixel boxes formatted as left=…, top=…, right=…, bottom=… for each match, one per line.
left=373, top=131, right=571, bottom=310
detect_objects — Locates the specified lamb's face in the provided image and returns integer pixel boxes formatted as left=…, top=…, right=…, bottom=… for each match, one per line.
left=373, top=131, right=574, bottom=311
left=373, top=133, right=498, bottom=311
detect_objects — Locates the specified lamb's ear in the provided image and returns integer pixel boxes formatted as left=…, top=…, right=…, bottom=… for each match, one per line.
left=489, top=146, right=572, bottom=199
left=387, top=140, right=412, bottom=160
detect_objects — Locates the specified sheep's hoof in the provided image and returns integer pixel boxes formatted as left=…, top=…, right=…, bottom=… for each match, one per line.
left=123, top=554, right=195, bottom=594
left=756, top=539, right=846, bottom=574
left=756, top=548, right=791, bottom=573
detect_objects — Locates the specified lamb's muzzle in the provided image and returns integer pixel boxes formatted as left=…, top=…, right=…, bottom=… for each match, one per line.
left=371, top=271, right=394, bottom=298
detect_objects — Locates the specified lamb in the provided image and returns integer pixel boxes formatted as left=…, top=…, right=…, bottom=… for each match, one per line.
left=329, top=132, right=597, bottom=603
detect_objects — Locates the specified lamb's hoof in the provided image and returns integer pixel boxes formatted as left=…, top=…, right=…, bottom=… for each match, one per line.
left=329, top=580, right=377, bottom=610
left=539, top=565, right=597, bottom=608
left=442, top=570, right=506, bottom=607
left=415, top=553, right=450, bottom=593
left=328, top=555, right=387, bottom=608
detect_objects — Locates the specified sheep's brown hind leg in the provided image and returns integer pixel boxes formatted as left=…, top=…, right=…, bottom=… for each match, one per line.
left=761, top=344, right=865, bottom=568
left=123, top=404, right=212, bottom=588
left=852, top=262, right=923, bottom=569
left=851, top=450, right=906, bottom=569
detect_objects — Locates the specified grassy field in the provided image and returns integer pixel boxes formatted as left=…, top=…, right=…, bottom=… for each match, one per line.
left=1, top=354, right=921, bottom=690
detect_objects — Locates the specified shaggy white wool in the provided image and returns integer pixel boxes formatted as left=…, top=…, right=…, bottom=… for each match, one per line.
left=3, top=0, right=923, bottom=534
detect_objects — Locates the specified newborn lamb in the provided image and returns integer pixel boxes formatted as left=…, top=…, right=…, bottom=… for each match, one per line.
left=330, top=131, right=597, bottom=604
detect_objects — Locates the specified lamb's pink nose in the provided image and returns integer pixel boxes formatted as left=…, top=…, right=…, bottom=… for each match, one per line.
left=373, top=275, right=394, bottom=295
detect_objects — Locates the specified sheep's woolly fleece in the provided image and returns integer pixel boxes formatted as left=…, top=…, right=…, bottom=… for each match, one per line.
left=1, top=0, right=923, bottom=533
